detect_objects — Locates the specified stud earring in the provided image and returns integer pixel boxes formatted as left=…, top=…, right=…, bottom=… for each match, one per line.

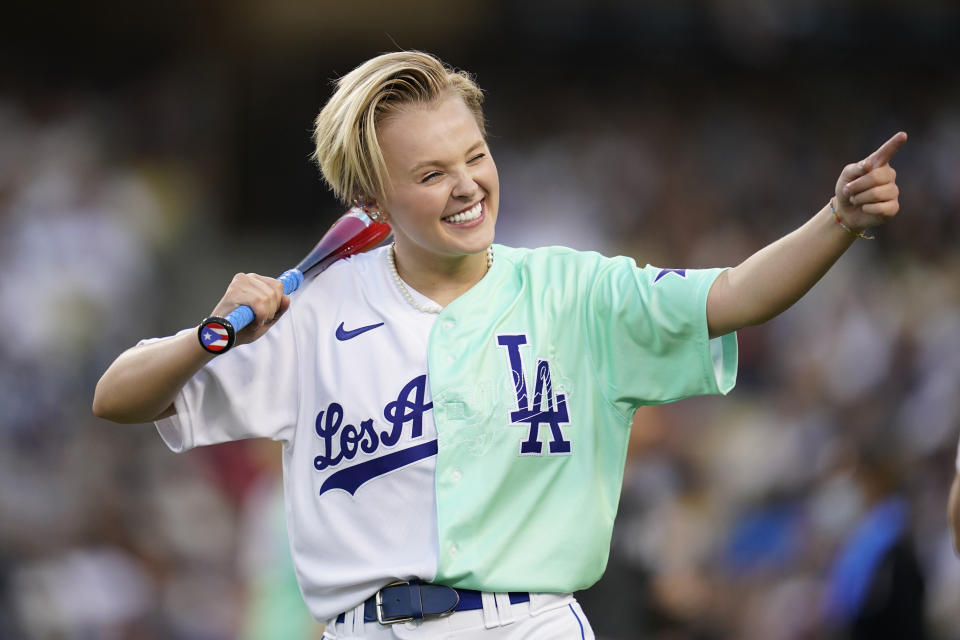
left=353, top=196, right=386, bottom=222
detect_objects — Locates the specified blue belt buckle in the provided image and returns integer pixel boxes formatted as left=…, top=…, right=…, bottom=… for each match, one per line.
left=376, top=581, right=414, bottom=625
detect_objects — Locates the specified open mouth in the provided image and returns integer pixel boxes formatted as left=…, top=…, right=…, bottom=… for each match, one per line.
left=442, top=200, right=483, bottom=225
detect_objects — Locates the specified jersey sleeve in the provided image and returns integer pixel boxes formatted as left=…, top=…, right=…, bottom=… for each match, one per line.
left=584, top=256, right=737, bottom=414
left=149, top=313, right=300, bottom=452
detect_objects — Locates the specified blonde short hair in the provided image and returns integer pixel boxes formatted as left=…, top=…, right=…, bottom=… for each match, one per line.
left=312, top=51, right=485, bottom=204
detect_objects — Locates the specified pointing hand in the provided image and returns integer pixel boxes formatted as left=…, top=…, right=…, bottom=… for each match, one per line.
left=834, top=131, right=907, bottom=234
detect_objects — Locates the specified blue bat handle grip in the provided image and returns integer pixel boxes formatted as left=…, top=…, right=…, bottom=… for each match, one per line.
left=197, top=268, right=304, bottom=354
left=224, top=268, right=303, bottom=331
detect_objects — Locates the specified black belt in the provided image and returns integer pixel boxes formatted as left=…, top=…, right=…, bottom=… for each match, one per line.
left=335, top=581, right=531, bottom=625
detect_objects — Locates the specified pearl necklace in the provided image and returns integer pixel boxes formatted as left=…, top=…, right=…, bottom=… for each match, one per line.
left=386, top=244, right=494, bottom=314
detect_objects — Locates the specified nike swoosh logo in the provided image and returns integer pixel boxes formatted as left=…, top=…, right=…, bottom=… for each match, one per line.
left=336, top=321, right=384, bottom=341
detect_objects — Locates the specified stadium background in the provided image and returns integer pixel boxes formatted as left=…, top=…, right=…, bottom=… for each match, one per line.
left=1, top=1, right=959, bottom=638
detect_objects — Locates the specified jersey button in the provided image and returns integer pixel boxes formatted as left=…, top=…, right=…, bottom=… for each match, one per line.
left=443, top=320, right=455, bottom=330
left=449, top=545, right=458, bottom=556
left=445, top=355, right=455, bottom=365
left=451, top=470, right=462, bottom=483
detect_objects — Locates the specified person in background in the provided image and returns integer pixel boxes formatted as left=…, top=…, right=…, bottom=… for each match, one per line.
left=822, top=450, right=926, bottom=640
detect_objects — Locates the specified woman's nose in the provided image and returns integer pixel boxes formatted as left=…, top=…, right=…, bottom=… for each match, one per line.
left=451, top=169, right=479, bottom=199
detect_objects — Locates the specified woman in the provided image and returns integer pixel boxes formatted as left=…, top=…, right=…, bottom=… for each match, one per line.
left=94, top=51, right=905, bottom=638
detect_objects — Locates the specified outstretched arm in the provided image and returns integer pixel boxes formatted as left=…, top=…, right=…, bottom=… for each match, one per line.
left=706, top=132, right=907, bottom=338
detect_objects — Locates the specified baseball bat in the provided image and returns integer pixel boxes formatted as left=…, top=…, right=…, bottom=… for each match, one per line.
left=198, top=207, right=392, bottom=354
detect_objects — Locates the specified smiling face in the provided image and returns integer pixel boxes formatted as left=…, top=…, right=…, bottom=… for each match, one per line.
left=375, top=93, right=499, bottom=271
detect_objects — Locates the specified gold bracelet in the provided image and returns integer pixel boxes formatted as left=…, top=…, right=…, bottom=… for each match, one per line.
left=829, top=197, right=874, bottom=240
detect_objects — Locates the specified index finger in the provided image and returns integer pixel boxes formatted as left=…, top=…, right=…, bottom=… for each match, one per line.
left=866, top=131, right=908, bottom=167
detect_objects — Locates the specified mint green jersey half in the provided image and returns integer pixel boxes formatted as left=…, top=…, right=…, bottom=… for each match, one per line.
left=426, top=245, right=737, bottom=593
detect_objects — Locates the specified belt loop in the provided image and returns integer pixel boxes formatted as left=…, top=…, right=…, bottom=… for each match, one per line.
left=350, top=601, right=365, bottom=636
left=494, top=592, right=516, bottom=625
left=480, top=591, right=499, bottom=629
left=480, top=591, right=500, bottom=629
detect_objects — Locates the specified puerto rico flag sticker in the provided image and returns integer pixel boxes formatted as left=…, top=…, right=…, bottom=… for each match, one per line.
left=200, top=323, right=230, bottom=352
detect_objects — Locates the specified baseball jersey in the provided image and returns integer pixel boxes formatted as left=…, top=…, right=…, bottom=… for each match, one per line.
left=425, top=245, right=736, bottom=592
left=152, top=247, right=442, bottom=621
left=150, top=244, right=737, bottom=620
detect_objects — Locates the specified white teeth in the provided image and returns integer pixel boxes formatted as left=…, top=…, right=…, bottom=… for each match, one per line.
left=443, top=201, right=483, bottom=224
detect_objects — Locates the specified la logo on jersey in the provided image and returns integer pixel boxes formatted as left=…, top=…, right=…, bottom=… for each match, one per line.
left=497, top=334, right=571, bottom=456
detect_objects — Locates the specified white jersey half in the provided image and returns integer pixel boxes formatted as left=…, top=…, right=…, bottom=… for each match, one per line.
left=152, top=246, right=442, bottom=620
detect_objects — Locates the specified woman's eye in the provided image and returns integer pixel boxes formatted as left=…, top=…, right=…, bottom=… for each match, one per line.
left=420, top=172, right=441, bottom=183
left=468, top=153, right=486, bottom=163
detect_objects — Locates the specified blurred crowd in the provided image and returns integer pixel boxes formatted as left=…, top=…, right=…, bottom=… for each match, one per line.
left=2, top=3, right=960, bottom=639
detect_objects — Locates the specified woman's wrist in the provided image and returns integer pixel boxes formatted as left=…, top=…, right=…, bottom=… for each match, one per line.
left=829, top=196, right=875, bottom=240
